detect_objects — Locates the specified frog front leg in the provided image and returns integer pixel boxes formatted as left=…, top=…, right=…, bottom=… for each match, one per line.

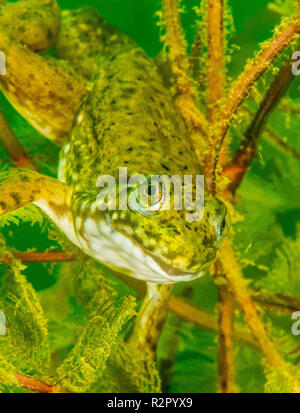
left=129, top=283, right=173, bottom=360
left=0, top=0, right=87, bottom=145
left=0, top=169, right=73, bottom=225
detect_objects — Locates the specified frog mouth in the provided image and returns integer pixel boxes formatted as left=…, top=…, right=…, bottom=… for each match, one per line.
left=145, top=248, right=216, bottom=279
left=105, top=214, right=216, bottom=282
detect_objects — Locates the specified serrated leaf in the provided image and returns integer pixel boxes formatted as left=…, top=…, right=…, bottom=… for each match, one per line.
left=55, top=296, right=136, bottom=392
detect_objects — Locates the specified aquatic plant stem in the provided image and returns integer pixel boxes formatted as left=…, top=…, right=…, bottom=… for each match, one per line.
left=0, top=110, right=38, bottom=171
left=205, top=17, right=300, bottom=193
left=207, top=0, right=225, bottom=124
left=168, top=295, right=257, bottom=348
left=8, top=373, right=70, bottom=393
left=216, top=283, right=235, bottom=393
left=219, top=238, right=300, bottom=392
left=2, top=249, right=300, bottom=315
left=236, top=106, right=300, bottom=162
left=206, top=1, right=236, bottom=392
left=161, top=0, right=208, bottom=164
left=225, top=56, right=295, bottom=193
left=16, top=374, right=53, bottom=393
left=2, top=251, right=77, bottom=263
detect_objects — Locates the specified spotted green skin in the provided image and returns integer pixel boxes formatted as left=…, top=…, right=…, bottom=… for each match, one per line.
left=55, top=7, right=227, bottom=278
left=0, top=0, right=225, bottom=359
left=56, top=8, right=228, bottom=277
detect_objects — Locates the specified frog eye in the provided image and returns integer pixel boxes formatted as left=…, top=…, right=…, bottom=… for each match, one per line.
left=221, top=218, right=226, bottom=230
left=144, top=184, right=159, bottom=198
left=206, top=198, right=230, bottom=239
left=219, top=215, right=230, bottom=238
left=128, top=179, right=164, bottom=216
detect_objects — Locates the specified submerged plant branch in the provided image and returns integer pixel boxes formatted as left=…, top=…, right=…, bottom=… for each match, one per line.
left=2, top=249, right=299, bottom=314
left=225, top=55, right=295, bottom=193
left=0, top=110, right=37, bottom=171
left=252, top=290, right=300, bottom=314
left=207, top=0, right=225, bottom=124
left=206, top=1, right=236, bottom=391
left=219, top=238, right=300, bottom=392
left=11, top=251, right=76, bottom=263
left=161, top=0, right=208, bottom=164
left=168, top=295, right=257, bottom=348
left=216, top=282, right=235, bottom=393
left=2, top=372, right=69, bottom=393
left=205, top=17, right=300, bottom=193
left=236, top=106, right=300, bottom=162
left=16, top=374, right=53, bottom=393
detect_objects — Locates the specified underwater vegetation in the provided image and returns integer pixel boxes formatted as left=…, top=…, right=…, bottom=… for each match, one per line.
left=0, top=0, right=299, bottom=393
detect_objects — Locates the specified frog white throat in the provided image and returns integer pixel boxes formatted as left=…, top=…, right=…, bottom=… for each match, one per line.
left=35, top=195, right=205, bottom=285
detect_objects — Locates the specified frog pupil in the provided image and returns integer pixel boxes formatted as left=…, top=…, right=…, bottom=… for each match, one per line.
left=147, top=185, right=157, bottom=197
left=221, top=218, right=226, bottom=230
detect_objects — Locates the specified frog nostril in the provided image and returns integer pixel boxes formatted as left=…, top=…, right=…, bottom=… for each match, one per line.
left=221, top=213, right=231, bottom=238
left=221, top=218, right=226, bottom=232
left=205, top=197, right=229, bottom=239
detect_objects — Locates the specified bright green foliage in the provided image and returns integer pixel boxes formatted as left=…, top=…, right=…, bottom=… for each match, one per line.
left=0, top=246, right=50, bottom=376
left=0, top=0, right=300, bottom=394
left=267, top=0, right=298, bottom=16
left=0, top=354, right=19, bottom=392
left=264, top=366, right=296, bottom=393
left=96, top=340, right=161, bottom=393
left=55, top=297, right=136, bottom=392
left=0, top=205, right=45, bottom=229
left=158, top=314, right=218, bottom=393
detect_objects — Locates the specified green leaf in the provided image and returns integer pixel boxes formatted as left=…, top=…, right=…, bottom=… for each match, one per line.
left=0, top=205, right=46, bottom=229
left=264, top=366, right=295, bottom=393
left=96, top=340, right=161, bottom=393
left=267, top=0, right=297, bottom=16
left=0, top=353, right=19, bottom=392
left=0, top=247, right=50, bottom=375
left=55, top=296, right=136, bottom=392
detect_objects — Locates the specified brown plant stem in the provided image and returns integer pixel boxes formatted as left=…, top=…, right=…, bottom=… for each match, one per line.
left=239, top=106, right=300, bottom=162
left=218, top=238, right=300, bottom=392
left=2, top=250, right=300, bottom=315
left=16, top=374, right=53, bottom=393
left=168, top=295, right=257, bottom=348
left=225, top=56, right=295, bottom=193
left=207, top=1, right=236, bottom=392
left=252, top=290, right=300, bottom=315
left=118, top=272, right=257, bottom=348
left=207, top=0, right=225, bottom=124
left=205, top=18, right=300, bottom=193
left=1, top=251, right=76, bottom=264
left=0, top=110, right=38, bottom=171
left=216, top=284, right=235, bottom=393
left=161, top=0, right=208, bottom=164
left=5, top=372, right=70, bottom=393
left=217, top=49, right=300, bottom=386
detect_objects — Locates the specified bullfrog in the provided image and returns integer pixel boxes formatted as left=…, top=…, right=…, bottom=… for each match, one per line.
left=0, top=0, right=227, bottom=354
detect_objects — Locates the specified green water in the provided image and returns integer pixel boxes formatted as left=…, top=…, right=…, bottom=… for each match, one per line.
left=1, top=0, right=300, bottom=393
left=0, top=0, right=286, bottom=292
left=59, top=0, right=280, bottom=70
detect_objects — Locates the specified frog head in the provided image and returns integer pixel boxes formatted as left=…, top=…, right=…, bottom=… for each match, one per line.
left=73, top=174, right=228, bottom=284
